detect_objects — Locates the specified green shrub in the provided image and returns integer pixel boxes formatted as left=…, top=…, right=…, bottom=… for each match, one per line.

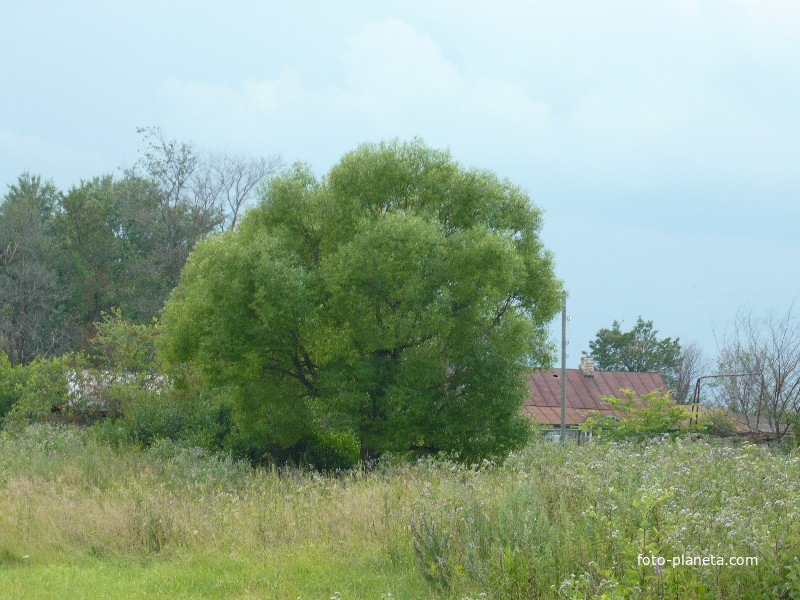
left=95, top=384, right=234, bottom=450
left=4, top=354, right=84, bottom=426
left=117, top=387, right=186, bottom=445
left=0, top=352, right=26, bottom=424
left=91, top=309, right=162, bottom=376
left=80, top=312, right=233, bottom=451
left=698, top=407, right=738, bottom=437
left=580, top=388, right=694, bottom=440
left=283, top=426, right=361, bottom=470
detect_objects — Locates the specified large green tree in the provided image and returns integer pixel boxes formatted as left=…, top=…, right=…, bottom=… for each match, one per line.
left=585, top=317, right=681, bottom=390
left=0, top=174, right=68, bottom=363
left=56, top=176, right=125, bottom=344
left=161, top=140, right=561, bottom=463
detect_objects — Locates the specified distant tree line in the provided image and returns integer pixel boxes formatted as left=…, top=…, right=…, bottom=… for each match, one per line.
left=5, top=127, right=795, bottom=460
left=0, top=127, right=278, bottom=364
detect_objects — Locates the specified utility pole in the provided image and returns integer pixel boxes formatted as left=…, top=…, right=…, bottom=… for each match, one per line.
left=561, top=289, right=567, bottom=442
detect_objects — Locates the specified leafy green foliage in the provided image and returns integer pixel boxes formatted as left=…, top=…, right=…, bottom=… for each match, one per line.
left=586, top=317, right=681, bottom=388
left=0, top=174, right=68, bottom=363
left=4, top=354, right=84, bottom=426
left=1, top=131, right=275, bottom=363
left=0, top=308, right=239, bottom=461
left=0, top=353, right=27, bottom=424
left=161, top=140, right=561, bottom=463
left=56, top=176, right=123, bottom=335
left=112, top=387, right=232, bottom=450
left=579, top=388, right=692, bottom=440
left=54, top=173, right=214, bottom=347
left=224, top=421, right=361, bottom=470
left=91, top=310, right=161, bottom=379
left=86, top=311, right=235, bottom=450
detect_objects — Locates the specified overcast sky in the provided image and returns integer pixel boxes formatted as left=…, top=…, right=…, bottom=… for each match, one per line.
left=2, top=0, right=799, bottom=363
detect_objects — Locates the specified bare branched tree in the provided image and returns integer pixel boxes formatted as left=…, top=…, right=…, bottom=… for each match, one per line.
left=193, top=153, right=280, bottom=231
left=133, top=127, right=280, bottom=283
left=715, top=305, right=800, bottom=436
left=673, top=341, right=707, bottom=404
left=135, top=126, right=199, bottom=212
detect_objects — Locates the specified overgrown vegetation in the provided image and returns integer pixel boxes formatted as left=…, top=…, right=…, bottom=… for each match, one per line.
left=579, top=388, right=694, bottom=440
left=2, top=138, right=560, bottom=467
left=1, top=424, right=798, bottom=598
left=0, top=307, right=364, bottom=470
left=3, top=134, right=799, bottom=598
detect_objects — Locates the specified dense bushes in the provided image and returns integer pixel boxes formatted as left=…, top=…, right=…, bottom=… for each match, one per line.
left=579, top=388, right=695, bottom=441
left=1, top=353, right=93, bottom=426
left=0, top=353, right=25, bottom=423
left=0, top=310, right=360, bottom=469
left=577, top=388, right=743, bottom=443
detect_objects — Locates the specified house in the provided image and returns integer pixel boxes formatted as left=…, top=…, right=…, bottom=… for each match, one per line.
left=524, top=357, right=669, bottom=431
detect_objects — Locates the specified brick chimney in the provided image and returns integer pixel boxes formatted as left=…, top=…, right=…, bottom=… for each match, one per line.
left=580, top=357, right=595, bottom=377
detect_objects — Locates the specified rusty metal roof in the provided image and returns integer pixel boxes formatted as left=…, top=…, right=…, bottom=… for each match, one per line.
left=524, top=368, right=668, bottom=426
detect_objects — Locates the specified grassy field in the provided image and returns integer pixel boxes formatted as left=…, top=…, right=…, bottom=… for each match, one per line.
left=1, top=425, right=799, bottom=599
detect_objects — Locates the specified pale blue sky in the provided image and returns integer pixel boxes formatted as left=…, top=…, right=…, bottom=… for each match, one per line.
left=2, top=0, right=799, bottom=363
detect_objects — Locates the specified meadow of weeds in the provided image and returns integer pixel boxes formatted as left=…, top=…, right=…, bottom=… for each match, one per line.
left=1, top=424, right=799, bottom=599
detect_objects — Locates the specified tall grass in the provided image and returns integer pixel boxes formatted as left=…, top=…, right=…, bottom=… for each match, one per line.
left=1, top=425, right=799, bottom=598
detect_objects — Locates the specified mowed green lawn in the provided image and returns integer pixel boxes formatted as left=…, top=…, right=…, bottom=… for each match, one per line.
left=2, top=425, right=799, bottom=599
